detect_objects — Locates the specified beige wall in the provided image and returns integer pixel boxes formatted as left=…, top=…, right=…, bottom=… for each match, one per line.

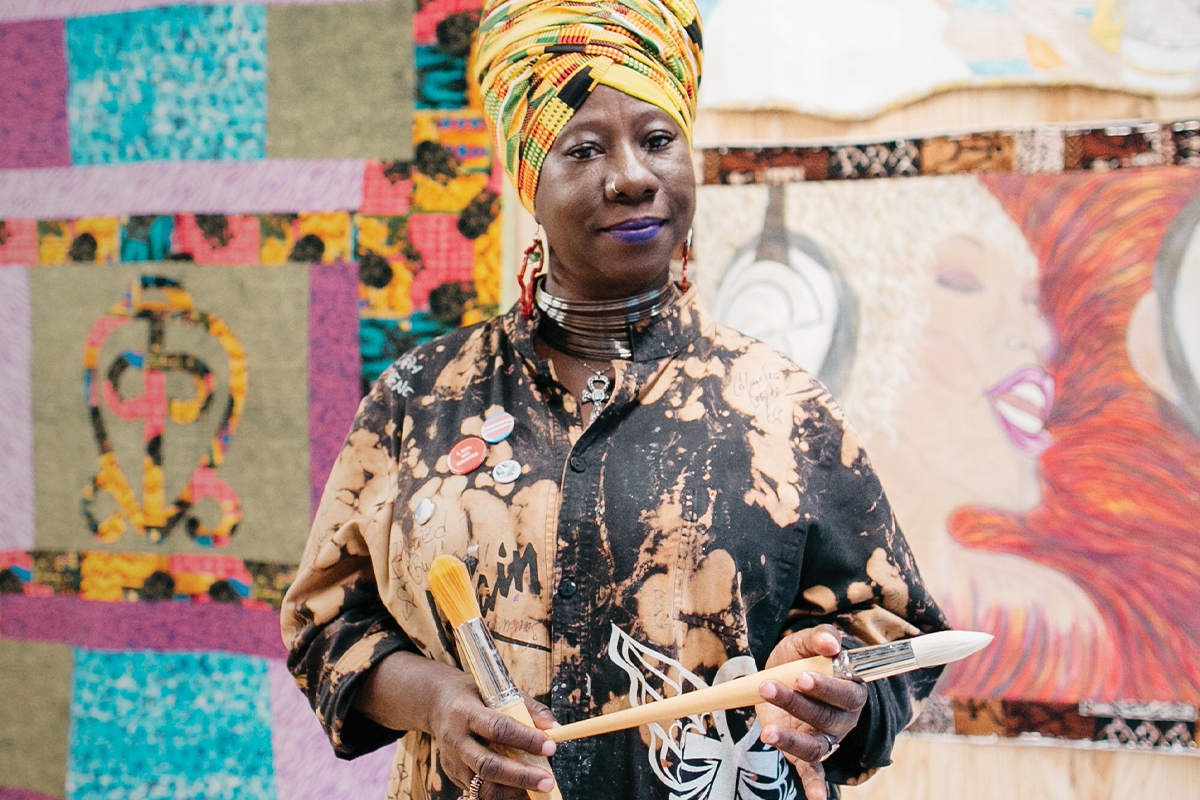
left=694, top=85, right=1200, bottom=147
left=844, top=735, right=1200, bottom=800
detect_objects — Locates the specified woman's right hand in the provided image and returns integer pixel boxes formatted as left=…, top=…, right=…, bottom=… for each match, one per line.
left=431, top=670, right=559, bottom=799
left=356, top=652, right=558, bottom=798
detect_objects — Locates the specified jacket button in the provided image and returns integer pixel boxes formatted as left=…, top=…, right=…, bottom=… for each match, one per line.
left=558, top=579, right=578, bottom=599
left=569, top=455, right=585, bottom=472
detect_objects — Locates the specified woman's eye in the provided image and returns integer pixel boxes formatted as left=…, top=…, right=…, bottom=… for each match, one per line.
left=569, top=144, right=600, bottom=159
left=646, top=132, right=674, bottom=150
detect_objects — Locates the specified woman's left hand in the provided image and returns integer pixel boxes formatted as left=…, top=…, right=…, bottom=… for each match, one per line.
left=755, top=624, right=868, bottom=800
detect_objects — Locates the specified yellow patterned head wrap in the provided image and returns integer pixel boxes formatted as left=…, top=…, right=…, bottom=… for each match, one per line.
left=473, top=0, right=703, bottom=213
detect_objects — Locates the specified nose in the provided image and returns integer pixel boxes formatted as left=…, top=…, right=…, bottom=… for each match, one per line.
left=1005, top=280, right=1053, bottom=358
left=604, top=140, right=658, bottom=202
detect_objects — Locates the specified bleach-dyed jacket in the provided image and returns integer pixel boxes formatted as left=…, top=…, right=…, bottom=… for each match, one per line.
left=281, top=290, right=948, bottom=800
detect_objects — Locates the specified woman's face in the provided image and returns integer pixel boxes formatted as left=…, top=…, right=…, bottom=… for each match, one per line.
left=925, top=236, right=1053, bottom=447
left=534, top=85, right=696, bottom=301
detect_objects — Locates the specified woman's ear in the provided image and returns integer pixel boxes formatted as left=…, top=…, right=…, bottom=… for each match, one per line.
left=1127, top=290, right=1181, bottom=405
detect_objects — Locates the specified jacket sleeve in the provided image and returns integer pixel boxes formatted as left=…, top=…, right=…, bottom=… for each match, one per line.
left=281, top=368, right=418, bottom=758
left=787, top=397, right=949, bottom=787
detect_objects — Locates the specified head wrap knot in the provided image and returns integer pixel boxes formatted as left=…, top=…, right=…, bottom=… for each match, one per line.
left=473, top=0, right=703, bottom=213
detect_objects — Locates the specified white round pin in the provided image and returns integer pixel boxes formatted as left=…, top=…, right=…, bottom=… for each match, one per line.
left=491, top=460, right=522, bottom=484
left=414, top=498, right=435, bottom=524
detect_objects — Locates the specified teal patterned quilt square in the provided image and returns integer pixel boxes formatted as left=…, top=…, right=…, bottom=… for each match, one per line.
left=66, top=5, right=266, bottom=164
left=68, top=648, right=275, bottom=800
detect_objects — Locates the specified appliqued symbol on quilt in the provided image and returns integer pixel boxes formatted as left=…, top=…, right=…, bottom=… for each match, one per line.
left=81, top=275, right=247, bottom=547
left=608, top=625, right=796, bottom=800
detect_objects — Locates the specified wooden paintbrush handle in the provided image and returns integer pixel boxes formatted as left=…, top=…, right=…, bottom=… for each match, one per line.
left=547, top=654, right=835, bottom=743
left=496, top=699, right=564, bottom=800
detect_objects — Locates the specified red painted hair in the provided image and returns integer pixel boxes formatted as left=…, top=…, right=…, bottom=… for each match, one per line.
left=941, top=170, right=1200, bottom=703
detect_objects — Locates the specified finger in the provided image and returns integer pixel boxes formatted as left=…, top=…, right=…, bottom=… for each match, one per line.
left=758, top=679, right=854, bottom=735
left=800, top=672, right=868, bottom=713
left=759, top=725, right=830, bottom=765
left=472, top=707, right=556, bottom=757
left=524, top=695, right=561, bottom=733
left=796, top=760, right=829, bottom=800
left=480, top=781, right=531, bottom=800
left=769, top=625, right=842, bottom=666
left=461, top=740, right=555, bottom=794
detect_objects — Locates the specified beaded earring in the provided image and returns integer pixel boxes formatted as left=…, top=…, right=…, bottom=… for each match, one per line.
left=680, top=228, right=693, bottom=293
left=518, top=226, right=545, bottom=319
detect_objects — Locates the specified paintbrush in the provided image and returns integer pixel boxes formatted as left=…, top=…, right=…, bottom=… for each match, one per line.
left=547, top=630, right=992, bottom=743
left=428, top=555, right=562, bottom=800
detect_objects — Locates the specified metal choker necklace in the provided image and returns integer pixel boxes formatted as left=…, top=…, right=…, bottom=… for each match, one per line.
left=535, top=278, right=681, bottom=361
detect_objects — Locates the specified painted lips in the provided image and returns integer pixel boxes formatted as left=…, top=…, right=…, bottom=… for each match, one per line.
left=603, top=218, right=666, bottom=245
left=987, top=365, right=1055, bottom=454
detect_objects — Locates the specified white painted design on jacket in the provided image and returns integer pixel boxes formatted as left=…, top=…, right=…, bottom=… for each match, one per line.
left=608, top=625, right=796, bottom=800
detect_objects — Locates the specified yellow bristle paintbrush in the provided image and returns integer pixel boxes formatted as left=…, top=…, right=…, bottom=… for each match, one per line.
left=428, top=555, right=562, bottom=800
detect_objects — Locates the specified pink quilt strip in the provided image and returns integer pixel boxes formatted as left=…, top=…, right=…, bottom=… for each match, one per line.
left=308, top=261, right=363, bottom=516
left=0, top=594, right=287, bottom=658
left=0, top=19, right=71, bottom=170
left=0, top=0, right=380, bottom=23
left=268, top=660, right=395, bottom=800
left=0, top=160, right=366, bottom=219
left=0, top=267, right=34, bottom=551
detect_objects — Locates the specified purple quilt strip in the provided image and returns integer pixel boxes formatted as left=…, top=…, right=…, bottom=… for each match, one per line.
left=0, top=267, right=34, bottom=551
left=0, top=0, right=379, bottom=22
left=0, top=159, right=365, bottom=218
left=309, top=261, right=363, bottom=515
left=268, top=660, right=395, bottom=798
left=0, top=789, right=61, bottom=800
left=0, top=595, right=288, bottom=658
left=0, top=19, right=71, bottom=170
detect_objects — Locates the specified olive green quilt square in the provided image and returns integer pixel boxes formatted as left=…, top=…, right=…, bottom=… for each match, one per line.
left=0, top=639, right=73, bottom=798
left=267, top=0, right=414, bottom=160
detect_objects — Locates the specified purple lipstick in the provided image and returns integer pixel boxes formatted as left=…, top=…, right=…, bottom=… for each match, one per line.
left=604, top=217, right=666, bottom=245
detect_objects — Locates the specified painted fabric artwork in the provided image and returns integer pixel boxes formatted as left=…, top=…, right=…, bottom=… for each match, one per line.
left=31, top=265, right=312, bottom=564
left=0, top=0, right=506, bottom=797
left=698, top=0, right=1200, bottom=118
left=694, top=169, right=1200, bottom=708
left=80, top=275, right=246, bottom=547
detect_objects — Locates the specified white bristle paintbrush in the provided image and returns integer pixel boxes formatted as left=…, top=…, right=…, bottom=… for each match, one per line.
left=428, top=556, right=562, bottom=800
left=547, top=630, right=992, bottom=744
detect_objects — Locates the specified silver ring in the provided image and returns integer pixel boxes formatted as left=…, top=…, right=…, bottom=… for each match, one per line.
left=818, top=732, right=840, bottom=762
left=462, top=774, right=483, bottom=800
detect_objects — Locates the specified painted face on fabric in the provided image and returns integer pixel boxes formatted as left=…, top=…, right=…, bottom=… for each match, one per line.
left=927, top=235, right=1054, bottom=457
left=534, top=85, right=696, bottom=301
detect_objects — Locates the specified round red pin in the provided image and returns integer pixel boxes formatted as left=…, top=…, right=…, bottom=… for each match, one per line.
left=448, top=437, right=487, bottom=475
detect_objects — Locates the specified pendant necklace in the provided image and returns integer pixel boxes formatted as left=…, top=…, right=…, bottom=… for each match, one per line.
left=576, top=357, right=612, bottom=426
left=533, top=275, right=680, bottom=425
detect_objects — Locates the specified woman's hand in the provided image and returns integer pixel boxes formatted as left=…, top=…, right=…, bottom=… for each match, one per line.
left=429, top=671, right=559, bottom=800
left=355, top=653, right=558, bottom=799
left=755, top=625, right=868, bottom=800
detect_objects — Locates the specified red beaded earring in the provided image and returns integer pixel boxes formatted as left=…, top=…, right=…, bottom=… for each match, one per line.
left=680, top=228, right=693, bottom=293
left=518, top=227, right=545, bottom=319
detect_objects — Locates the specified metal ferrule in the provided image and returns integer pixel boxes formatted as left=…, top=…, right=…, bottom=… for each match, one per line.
left=835, top=641, right=919, bottom=683
left=454, top=618, right=522, bottom=709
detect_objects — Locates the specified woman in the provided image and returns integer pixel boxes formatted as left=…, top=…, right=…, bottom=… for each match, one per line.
left=281, top=2, right=946, bottom=799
